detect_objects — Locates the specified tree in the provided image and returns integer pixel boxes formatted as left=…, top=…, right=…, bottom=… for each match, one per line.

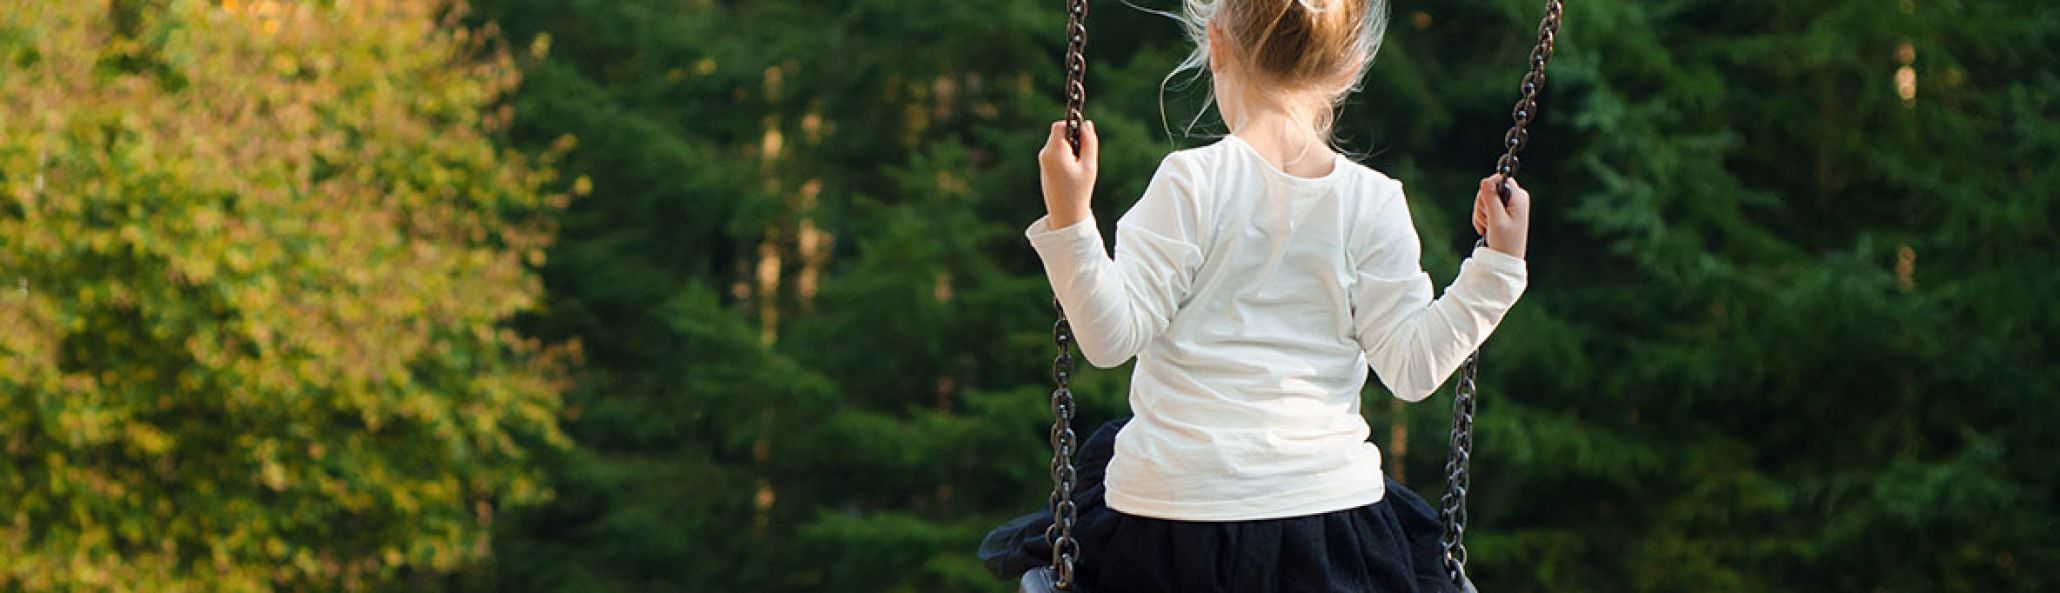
left=453, top=0, right=1103, bottom=590
left=0, top=1, right=565, bottom=590
left=1392, top=2, right=2060, bottom=590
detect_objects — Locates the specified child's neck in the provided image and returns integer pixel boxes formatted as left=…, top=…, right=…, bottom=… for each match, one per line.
left=1228, top=109, right=1336, bottom=179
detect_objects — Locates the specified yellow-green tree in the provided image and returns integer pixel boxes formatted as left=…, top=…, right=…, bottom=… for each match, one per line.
left=0, top=0, right=566, bottom=590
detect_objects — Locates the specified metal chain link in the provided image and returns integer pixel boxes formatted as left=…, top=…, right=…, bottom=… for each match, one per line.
left=1062, top=0, right=1089, bottom=156
left=1045, top=0, right=1090, bottom=589
left=1440, top=2, right=1562, bottom=591
left=1044, top=305, right=1081, bottom=589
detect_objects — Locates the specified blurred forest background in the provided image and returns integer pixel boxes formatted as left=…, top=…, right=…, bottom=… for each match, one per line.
left=0, top=0, right=2054, bottom=591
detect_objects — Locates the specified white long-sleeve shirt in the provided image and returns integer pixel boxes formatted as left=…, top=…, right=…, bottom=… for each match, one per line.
left=1025, top=134, right=1528, bottom=521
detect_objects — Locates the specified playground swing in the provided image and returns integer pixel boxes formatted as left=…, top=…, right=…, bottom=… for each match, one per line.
left=1027, top=1, right=1564, bottom=592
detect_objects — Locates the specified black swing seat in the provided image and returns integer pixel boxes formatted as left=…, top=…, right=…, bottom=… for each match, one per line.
left=1018, top=565, right=1480, bottom=593
left=1019, top=566, right=1059, bottom=593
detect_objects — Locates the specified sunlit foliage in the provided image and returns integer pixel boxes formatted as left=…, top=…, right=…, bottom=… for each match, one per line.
left=0, top=1, right=566, bottom=590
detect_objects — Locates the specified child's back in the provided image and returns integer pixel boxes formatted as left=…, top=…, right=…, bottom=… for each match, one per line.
left=1027, top=133, right=1526, bottom=522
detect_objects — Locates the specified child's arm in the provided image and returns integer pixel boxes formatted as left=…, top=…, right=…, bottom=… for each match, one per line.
left=1026, top=122, right=1203, bottom=368
left=1352, top=177, right=1532, bottom=401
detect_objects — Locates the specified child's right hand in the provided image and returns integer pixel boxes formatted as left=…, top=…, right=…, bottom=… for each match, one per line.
left=1038, top=120, right=1098, bottom=229
left=1472, top=174, right=1531, bottom=259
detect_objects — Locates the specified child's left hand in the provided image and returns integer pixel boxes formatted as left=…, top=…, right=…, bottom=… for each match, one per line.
left=1038, top=120, right=1098, bottom=229
left=1472, top=174, right=1531, bottom=259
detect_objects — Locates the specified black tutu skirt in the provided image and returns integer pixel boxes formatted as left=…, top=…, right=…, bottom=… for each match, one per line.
left=980, top=417, right=1458, bottom=593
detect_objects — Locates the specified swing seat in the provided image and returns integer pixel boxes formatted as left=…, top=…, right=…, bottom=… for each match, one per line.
left=1019, top=566, right=1058, bottom=593
left=1019, top=565, right=1478, bottom=593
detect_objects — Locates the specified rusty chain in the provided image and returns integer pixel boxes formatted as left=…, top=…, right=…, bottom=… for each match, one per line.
left=1045, top=0, right=1090, bottom=589
left=1440, top=2, right=1564, bottom=591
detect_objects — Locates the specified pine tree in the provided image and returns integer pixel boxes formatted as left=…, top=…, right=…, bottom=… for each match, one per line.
left=1352, top=1, right=2060, bottom=591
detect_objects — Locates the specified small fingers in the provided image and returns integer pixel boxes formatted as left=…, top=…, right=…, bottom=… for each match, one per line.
left=1475, top=187, right=1496, bottom=236
left=1504, top=179, right=1532, bottom=218
left=1480, top=175, right=1509, bottom=225
left=1491, top=174, right=1517, bottom=203
left=1078, top=120, right=1099, bottom=163
left=1039, top=122, right=1064, bottom=161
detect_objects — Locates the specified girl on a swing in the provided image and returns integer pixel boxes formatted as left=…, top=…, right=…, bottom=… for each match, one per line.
left=982, top=0, right=1531, bottom=591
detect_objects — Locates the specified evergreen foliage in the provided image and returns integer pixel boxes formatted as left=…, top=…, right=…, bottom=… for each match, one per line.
left=466, top=0, right=2056, bottom=590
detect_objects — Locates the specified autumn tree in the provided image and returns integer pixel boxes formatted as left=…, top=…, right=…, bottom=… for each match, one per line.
left=0, top=0, right=565, bottom=590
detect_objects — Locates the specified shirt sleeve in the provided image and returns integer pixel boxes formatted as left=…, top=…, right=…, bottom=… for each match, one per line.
left=1350, top=184, right=1528, bottom=402
left=1025, top=155, right=1206, bottom=368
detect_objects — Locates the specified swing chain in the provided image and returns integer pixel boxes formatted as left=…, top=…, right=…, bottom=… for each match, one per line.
left=1491, top=0, right=1562, bottom=189
left=1441, top=1, right=1561, bottom=590
left=1046, top=0, right=1090, bottom=589
left=1440, top=348, right=1480, bottom=583
left=1045, top=301, right=1082, bottom=589
left=1063, top=0, right=1090, bottom=154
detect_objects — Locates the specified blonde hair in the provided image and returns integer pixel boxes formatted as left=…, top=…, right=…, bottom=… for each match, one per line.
left=1136, top=0, right=1388, bottom=148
